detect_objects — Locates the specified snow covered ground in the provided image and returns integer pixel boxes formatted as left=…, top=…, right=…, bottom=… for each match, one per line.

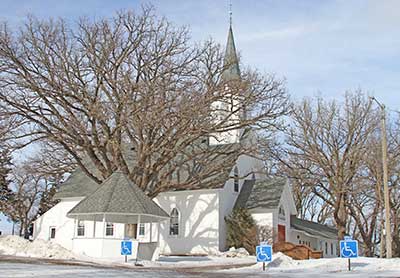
left=222, top=252, right=400, bottom=277
left=1, top=236, right=400, bottom=277
left=0, top=235, right=79, bottom=260
left=0, top=236, right=254, bottom=268
left=0, top=263, right=196, bottom=278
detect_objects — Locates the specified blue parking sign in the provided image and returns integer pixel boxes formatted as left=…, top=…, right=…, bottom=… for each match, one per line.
left=340, top=240, right=358, bottom=258
left=256, top=245, right=272, bottom=262
left=121, top=241, right=132, bottom=256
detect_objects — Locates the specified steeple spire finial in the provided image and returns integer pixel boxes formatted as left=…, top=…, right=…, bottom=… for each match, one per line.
left=229, top=0, right=233, bottom=26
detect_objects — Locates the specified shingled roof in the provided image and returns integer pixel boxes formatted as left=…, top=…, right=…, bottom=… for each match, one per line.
left=290, top=215, right=338, bottom=240
left=234, top=178, right=287, bottom=210
left=54, top=168, right=100, bottom=199
left=67, top=171, right=169, bottom=223
left=221, top=25, right=241, bottom=82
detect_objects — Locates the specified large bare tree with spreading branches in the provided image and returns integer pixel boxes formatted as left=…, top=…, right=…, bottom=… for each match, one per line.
left=0, top=7, right=288, bottom=197
left=278, top=93, right=379, bottom=239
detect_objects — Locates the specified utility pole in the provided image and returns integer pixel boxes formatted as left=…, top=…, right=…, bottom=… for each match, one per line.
left=371, top=97, right=392, bottom=258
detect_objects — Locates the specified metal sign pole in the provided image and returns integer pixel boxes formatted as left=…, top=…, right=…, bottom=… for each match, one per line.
left=263, top=262, right=265, bottom=271
left=348, top=258, right=351, bottom=271
left=125, top=255, right=127, bottom=263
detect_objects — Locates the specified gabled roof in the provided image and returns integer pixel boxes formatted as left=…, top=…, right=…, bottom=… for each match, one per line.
left=234, top=178, right=286, bottom=210
left=67, top=171, right=169, bottom=221
left=290, top=215, right=338, bottom=240
left=221, top=25, right=240, bottom=82
left=54, top=168, right=100, bottom=199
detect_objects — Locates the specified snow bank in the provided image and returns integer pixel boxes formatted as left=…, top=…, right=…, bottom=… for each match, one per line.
left=223, top=247, right=250, bottom=258
left=267, top=252, right=298, bottom=268
left=0, top=235, right=78, bottom=260
left=225, top=253, right=400, bottom=275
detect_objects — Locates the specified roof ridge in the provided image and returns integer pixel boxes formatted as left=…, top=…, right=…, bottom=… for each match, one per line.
left=104, top=172, right=121, bottom=213
left=291, top=215, right=337, bottom=231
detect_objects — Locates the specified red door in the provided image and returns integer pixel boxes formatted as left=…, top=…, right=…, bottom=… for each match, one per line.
left=278, top=225, right=286, bottom=242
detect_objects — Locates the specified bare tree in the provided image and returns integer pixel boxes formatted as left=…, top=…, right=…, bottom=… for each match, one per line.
left=0, top=7, right=288, bottom=197
left=387, top=119, right=400, bottom=257
left=279, top=93, right=379, bottom=239
left=2, top=166, right=48, bottom=237
left=27, top=142, right=76, bottom=215
left=0, top=114, right=16, bottom=212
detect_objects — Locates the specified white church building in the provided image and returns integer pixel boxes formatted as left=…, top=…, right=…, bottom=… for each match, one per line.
left=33, top=23, right=339, bottom=260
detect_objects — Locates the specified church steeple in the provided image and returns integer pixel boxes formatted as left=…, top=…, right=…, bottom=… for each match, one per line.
left=221, top=23, right=241, bottom=81
left=209, top=5, right=243, bottom=146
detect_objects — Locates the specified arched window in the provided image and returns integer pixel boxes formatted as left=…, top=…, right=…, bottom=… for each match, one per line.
left=234, top=166, right=239, bottom=192
left=278, top=205, right=285, bottom=220
left=170, top=208, right=179, bottom=236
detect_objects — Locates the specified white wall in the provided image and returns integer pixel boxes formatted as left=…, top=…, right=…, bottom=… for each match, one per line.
left=318, top=238, right=338, bottom=258
left=288, top=228, right=338, bottom=257
left=277, top=183, right=297, bottom=241
left=155, top=189, right=220, bottom=255
left=33, top=198, right=82, bottom=250
left=290, top=230, right=319, bottom=250
left=218, top=153, right=266, bottom=251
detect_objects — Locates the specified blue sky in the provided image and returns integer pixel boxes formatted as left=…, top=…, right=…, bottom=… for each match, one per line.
left=0, top=0, right=399, bottom=232
left=0, top=0, right=399, bottom=108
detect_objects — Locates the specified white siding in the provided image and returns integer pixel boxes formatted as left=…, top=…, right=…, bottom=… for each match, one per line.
left=278, top=183, right=297, bottom=240
left=290, top=230, right=319, bottom=250
left=154, top=189, right=220, bottom=255
left=319, top=238, right=338, bottom=258
left=33, top=198, right=82, bottom=250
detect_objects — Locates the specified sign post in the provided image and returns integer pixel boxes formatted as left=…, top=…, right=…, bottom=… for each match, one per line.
left=256, top=244, right=272, bottom=271
left=121, top=240, right=133, bottom=263
left=340, top=237, right=358, bottom=271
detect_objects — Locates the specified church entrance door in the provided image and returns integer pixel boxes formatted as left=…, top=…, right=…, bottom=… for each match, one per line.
left=125, top=224, right=137, bottom=239
left=278, top=224, right=286, bottom=242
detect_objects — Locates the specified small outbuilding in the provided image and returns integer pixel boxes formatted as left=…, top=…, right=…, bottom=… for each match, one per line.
left=67, top=171, right=169, bottom=261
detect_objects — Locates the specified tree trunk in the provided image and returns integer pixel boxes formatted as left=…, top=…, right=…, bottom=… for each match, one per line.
left=18, top=222, right=24, bottom=237
left=334, top=195, right=347, bottom=240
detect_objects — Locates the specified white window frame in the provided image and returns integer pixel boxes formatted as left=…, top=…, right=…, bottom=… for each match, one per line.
left=139, top=223, right=145, bottom=236
left=105, top=222, right=114, bottom=237
left=77, top=220, right=85, bottom=237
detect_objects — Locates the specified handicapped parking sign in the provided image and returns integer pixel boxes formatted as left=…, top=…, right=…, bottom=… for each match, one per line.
left=340, top=239, right=358, bottom=258
left=121, top=240, right=132, bottom=256
left=340, top=237, right=358, bottom=271
left=256, top=244, right=272, bottom=271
